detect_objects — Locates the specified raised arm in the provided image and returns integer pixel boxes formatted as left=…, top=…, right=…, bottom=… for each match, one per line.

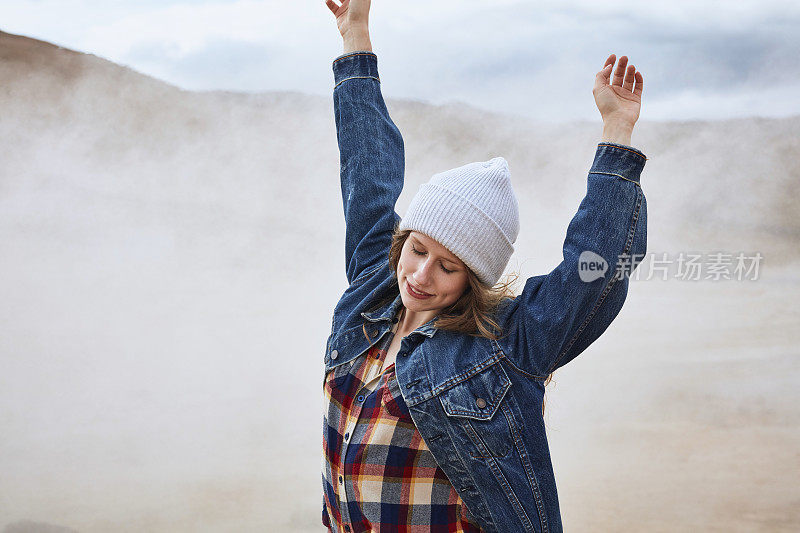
left=326, top=0, right=405, bottom=285
left=496, top=54, right=648, bottom=376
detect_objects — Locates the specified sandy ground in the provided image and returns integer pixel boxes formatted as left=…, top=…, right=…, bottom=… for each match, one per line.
left=1, top=29, right=798, bottom=533
left=0, top=233, right=797, bottom=532
left=548, top=262, right=800, bottom=532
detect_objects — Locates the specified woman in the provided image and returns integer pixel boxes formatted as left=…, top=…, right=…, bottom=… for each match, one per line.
left=322, top=1, right=647, bottom=532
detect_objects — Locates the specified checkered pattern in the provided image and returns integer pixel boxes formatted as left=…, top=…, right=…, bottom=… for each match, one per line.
left=322, top=324, right=484, bottom=532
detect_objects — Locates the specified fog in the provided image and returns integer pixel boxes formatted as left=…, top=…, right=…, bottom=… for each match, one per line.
left=1, top=30, right=798, bottom=532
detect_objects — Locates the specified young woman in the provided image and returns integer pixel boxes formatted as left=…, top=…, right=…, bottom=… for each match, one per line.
left=322, top=1, right=648, bottom=531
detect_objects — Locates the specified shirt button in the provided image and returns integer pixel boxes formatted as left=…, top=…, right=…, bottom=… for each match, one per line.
left=357, top=395, right=365, bottom=402
left=475, top=397, right=487, bottom=409
left=339, top=475, right=344, bottom=484
left=344, top=432, right=350, bottom=441
left=331, top=349, right=339, bottom=360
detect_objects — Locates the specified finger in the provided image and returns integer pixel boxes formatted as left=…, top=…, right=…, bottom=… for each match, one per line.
left=327, top=0, right=345, bottom=15
left=596, top=63, right=612, bottom=84
left=601, top=55, right=614, bottom=79
left=612, top=55, right=628, bottom=87
left=633, top=71, right=644, bottom=97
left=603, top=53, right=616, bottom=71
left=622, top=64, right=636, bottom=92
left=596, top=54, right=615, bottom=84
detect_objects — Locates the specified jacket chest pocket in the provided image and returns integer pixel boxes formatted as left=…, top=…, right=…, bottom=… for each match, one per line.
left=439, top=362, right=514, bottom=458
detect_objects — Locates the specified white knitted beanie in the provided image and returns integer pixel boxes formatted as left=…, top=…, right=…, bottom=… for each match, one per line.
left=398, top=157, right=520, bottom=287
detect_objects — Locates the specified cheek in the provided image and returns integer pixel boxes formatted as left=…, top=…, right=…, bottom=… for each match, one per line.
left=397, top=257, right=411, bottom=278
left=439, top=276, right=462, bottom=294
left=450, top=275, right=469, bottom=295
left=398, top=253, right=416, bottom=273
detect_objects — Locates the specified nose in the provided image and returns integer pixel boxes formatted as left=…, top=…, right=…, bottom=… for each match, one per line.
left=413, top=259, right=435, bottom=287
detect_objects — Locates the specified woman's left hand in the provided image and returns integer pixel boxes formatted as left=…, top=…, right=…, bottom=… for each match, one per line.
left=593, top=54, right=643, bottom=128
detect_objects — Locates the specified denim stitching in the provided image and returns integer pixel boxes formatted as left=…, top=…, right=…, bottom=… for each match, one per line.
left=326, top=322, right=368, bottom=368
left=430, top=353, right=503, bottom=397
left=545, top=185, right=643, bottom=374
left=332, top=51, right=377, bottom=64
left=462, top=417, right=511, bottom=459
left=424, top=406, right=488, bottom=523
left=493, top=340, right=550, bottom=381
left=350, top=260, right=384, bottom=286
left=505, top=402, right=549, bottom=533
left=589, top=170, right=641, bottom=185
left=441, top=376, right=510, bottom=419
left=334, top=75, right=380, bottom=89
left=597, top=142, right=648, bottom=161
left=480, top=450, right=536, bottom=532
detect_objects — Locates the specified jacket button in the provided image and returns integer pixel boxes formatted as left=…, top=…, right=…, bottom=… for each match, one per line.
left=371, top=329, right=378, bottom=337
left=331, top=349, right=339, bottom=360
left=475, top=397, right=487, bottom=409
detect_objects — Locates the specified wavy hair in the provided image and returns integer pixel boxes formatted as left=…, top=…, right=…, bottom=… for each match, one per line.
left=363, top=227, right=555, bottom=417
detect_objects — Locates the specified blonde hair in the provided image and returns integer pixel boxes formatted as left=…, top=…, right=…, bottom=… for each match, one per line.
left=363, top=227, right=554, bottom=417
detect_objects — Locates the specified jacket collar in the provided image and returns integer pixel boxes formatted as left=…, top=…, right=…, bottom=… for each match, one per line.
left=360, top=292, right=439, bottom=338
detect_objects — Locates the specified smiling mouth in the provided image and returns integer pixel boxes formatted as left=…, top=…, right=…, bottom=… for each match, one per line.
left=407, top=280, right=432, bottom=297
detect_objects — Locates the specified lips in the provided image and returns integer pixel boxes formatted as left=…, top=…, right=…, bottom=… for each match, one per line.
left=406, top=280, right=433, bottom=299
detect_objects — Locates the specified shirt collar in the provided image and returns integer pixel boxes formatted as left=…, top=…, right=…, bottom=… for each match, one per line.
left=360, top=292, right=438, bottom=338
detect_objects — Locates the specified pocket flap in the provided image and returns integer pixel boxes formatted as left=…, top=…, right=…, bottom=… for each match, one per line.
left=439, top=363, right=511, bottom=420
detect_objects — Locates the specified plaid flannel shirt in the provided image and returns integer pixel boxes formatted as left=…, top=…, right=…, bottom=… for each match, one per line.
left=322, top=309, right=484, bottom=532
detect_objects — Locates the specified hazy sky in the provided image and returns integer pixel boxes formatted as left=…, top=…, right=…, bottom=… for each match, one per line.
left=2, top=0, right=799, bottom=122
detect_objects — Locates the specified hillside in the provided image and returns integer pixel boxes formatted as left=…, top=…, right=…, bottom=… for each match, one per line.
left=2, top=29, right=798, bottom=275
left=1, top=29, right=798, bottom=533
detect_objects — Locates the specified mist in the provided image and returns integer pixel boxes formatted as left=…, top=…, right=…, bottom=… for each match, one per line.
left=1, top=29, right=798, bottom=532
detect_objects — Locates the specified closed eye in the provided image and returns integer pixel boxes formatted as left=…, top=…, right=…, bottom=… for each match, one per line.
left=411, top=245, right=455, bottom=274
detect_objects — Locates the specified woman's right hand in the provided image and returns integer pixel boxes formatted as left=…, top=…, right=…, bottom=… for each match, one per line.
left=593, top=54, right=642, bottom=144
left=325, top=0, right=372, bottom=52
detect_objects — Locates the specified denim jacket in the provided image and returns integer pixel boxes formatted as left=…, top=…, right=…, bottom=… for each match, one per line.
left=324, top=51, right=647, bottom=533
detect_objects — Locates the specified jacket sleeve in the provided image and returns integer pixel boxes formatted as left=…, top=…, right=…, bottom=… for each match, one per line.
left=332, top=51, right=405, bottom=285
left=496, top=142, right=648, bottom=376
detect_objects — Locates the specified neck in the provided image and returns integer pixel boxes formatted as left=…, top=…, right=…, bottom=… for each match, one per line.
left=396, top=306, right=437, bottom=336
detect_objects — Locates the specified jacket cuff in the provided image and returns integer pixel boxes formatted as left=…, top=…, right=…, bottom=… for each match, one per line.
left=589, top=142, right=648, bottom=185
left=332, top=51, right=380, bottom=88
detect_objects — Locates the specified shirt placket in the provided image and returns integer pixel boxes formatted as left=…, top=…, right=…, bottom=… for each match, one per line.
left=338, top=336, right=387, bottom=533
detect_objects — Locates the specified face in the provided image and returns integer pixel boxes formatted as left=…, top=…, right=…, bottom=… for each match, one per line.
left=397, top=231, right=470, bottom=313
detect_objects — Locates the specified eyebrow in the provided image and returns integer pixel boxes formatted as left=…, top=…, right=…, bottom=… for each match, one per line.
left=410, top=237, right=460, bottom=265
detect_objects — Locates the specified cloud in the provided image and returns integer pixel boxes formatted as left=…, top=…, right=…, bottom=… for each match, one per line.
left=125, top=37, right=283, bottom=92
left=1, top=0, right=799, bottom=120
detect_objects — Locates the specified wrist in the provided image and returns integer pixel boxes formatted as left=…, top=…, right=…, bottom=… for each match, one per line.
left=342, top=27, right=372, bottom=53
left=601, top=121, right=634, bottom=146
